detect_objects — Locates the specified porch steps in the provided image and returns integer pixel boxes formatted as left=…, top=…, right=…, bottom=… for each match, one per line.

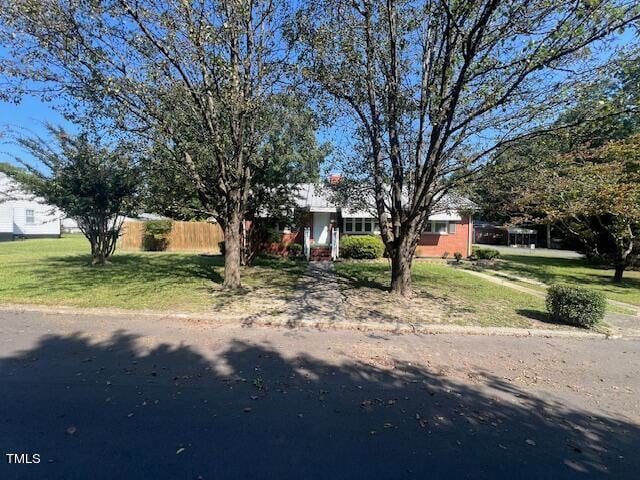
left=310, top=246, right=332, bottom=262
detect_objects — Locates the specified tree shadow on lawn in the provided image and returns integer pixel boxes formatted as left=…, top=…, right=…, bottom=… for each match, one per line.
left=493, top=256, right=640, bottom=294
left=334, top=261, right=391, bottom=292
left=1, top=330, right=638, bottom=478
left=515, top=309, right=583, bottom=329
left=9, top=253, right=305, bottom=306
left=7, top=253, right=225, bottom=301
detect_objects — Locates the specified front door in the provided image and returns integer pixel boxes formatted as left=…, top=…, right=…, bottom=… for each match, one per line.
left=313, top=212, right=330, bottom=245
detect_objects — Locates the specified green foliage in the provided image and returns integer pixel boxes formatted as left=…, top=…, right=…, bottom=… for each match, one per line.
left=142, top=220, right=173, bottom=251
left=288, top=243, right=302, bottom=257
left=454, top=252, right=463, bottom=263
left=474, top=248, right=501, bottom=260
left=341, top=235, right=385, bottom=259
left=6, top=126, right=140, bottom=264
left=264, top=229, right=283, bottom=244
left=442, top=251, right=450, bottom=259
left=546, top=285, right=606, bottom=328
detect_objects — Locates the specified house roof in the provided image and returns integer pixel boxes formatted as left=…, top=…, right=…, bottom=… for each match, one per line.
left=292, top=183, right=337, bottom=212
left=291, top=182, right=475, bottom=219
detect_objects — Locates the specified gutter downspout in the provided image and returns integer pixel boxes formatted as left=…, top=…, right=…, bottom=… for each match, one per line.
left=468, top=214, right=473, bottom=256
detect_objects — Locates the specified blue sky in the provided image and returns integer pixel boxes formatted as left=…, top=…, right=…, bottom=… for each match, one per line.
left=1, top=27, right=637, bottom=172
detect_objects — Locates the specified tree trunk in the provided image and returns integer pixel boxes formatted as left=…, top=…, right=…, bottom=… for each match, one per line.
left=92, top=251, right=108, bottom=265
left=546, top=224, right=552, bottom=249
left=613, top=263, right=625, bottom=283
left=223, top=212, right=243, bottom=289
left=390, top=239, right=417, bottom=297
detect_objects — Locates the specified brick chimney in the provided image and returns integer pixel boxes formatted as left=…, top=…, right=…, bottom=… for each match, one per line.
left=328, top=174, right=342, bottom=185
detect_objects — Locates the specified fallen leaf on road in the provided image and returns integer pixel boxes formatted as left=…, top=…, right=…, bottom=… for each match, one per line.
left=176, top=448, right=185, bottom=455
left=66, top=426, right=77, bottom=435
left=526, top=439, right=536, bottom=446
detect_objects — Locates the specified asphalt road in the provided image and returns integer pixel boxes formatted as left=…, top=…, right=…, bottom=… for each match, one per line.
left=0, top=309, right=638, bottom=479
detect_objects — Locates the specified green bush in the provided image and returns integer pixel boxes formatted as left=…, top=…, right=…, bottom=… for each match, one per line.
left=264, top=229, right=283, bottom=244
left=474, top=247, right=501, bottom=260
left=454, top=252, right=463, bottom=263
left=288, top=243, right=303, bottom=257
left=341, top=235, right=385, bottom=259
left=442, top=251, right=450, bottom=259
left=218, top=241, right=225, bottom=255
left=142, top=220, right=172, bottom=251
left=546, top=285, right=606, bottom=328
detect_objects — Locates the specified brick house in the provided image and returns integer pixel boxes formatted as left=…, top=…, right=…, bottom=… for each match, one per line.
left=272, top=182, right=474, bottom=259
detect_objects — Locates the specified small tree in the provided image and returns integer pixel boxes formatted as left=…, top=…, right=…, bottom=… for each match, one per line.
left=9, top=126, right=140, bottom=265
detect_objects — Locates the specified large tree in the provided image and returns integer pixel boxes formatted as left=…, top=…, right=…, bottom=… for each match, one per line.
left=472, top=52, right=640, bottom=278
left=512, top=136, right=640, bottom=281
left=141, top=94, right=329, bottom=261
left=0, top=0, right=295, bottom=288
left=298, top=0, right=639, bottom=296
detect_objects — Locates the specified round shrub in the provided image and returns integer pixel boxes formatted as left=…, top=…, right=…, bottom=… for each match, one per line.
left=142, top=220, right=172, bottom=251
left=341, top=235, right=385, bottom=259
left=546, top=285, right=606, bottom=328
left=288, top=243, right=303, bottom=257
left=454, top=252, right=463, bottom=263
left=474, top=248, right=501, bottom=260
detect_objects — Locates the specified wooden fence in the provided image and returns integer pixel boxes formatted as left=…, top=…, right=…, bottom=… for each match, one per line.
left=119, top=220, right=224, bottom=253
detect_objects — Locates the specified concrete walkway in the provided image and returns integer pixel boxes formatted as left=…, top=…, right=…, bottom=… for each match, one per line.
left=286, top=262, right=347, bottom=326
left=460, top=268, right=640, bottom=337
left=479, top=245, right=584, bottom=259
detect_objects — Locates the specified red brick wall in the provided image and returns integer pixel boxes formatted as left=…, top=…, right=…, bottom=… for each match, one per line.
left=415, top=215, right=472, bottom=258
left=261, top=213, right=472, bottom=258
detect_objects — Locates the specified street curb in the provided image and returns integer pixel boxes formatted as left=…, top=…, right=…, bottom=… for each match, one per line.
left=0, top=303, right=612, bottom=340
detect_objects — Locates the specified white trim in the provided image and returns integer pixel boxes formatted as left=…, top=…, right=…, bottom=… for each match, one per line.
left=468, top=214, right=473, bottom=256
left=428, top=212, right=462, bottom=221
left=309, top=206, right=337, bottom=213
left=343, top=217, right=381, bottom=235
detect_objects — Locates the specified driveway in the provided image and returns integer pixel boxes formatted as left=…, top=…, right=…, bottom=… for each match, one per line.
left=475, top=245, right=584, bottom=259
left=0, top=309, right=638, bottom=479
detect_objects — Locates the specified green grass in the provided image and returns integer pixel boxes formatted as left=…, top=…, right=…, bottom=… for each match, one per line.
left=0, top=235, right=305, bottom=311
left=485, top=255, right=640, bottom=307
left=335, top=260, right=550, bottom=328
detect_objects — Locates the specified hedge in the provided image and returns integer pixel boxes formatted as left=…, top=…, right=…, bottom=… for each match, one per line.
left=473, top=247, right=501, bottom=260
left=546, top=285, right=606, bottom=328
left=341, top=235, right=385, bottom=259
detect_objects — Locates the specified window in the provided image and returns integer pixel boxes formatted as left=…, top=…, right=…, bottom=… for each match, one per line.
left=271, top=221, right=294, bottom=234
left=434, top=222, right=447, bottom=234
left=424, top=221, right=450, bottom=234
left=343, top=217, right=380, bottom=235
left=25, top=209, right=35, bottom=225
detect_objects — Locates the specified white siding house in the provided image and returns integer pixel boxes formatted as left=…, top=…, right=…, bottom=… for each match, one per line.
left=0, top=172, right=62, bottom=240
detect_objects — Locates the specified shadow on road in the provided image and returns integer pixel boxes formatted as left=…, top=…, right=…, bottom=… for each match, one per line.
left=1, top=331, right=638, bottom=479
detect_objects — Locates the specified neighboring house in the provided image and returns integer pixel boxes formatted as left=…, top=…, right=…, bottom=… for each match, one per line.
left=275, top=182, right=475, bottom=258
left=0, top=172, right=62, bottom=241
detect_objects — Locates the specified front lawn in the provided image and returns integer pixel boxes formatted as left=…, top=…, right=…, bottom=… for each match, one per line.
left=0, top=235, right=305, bottom=313
left=335, top=260, right=552, bottom=328
left=482, top=254, right=640, bottom=306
